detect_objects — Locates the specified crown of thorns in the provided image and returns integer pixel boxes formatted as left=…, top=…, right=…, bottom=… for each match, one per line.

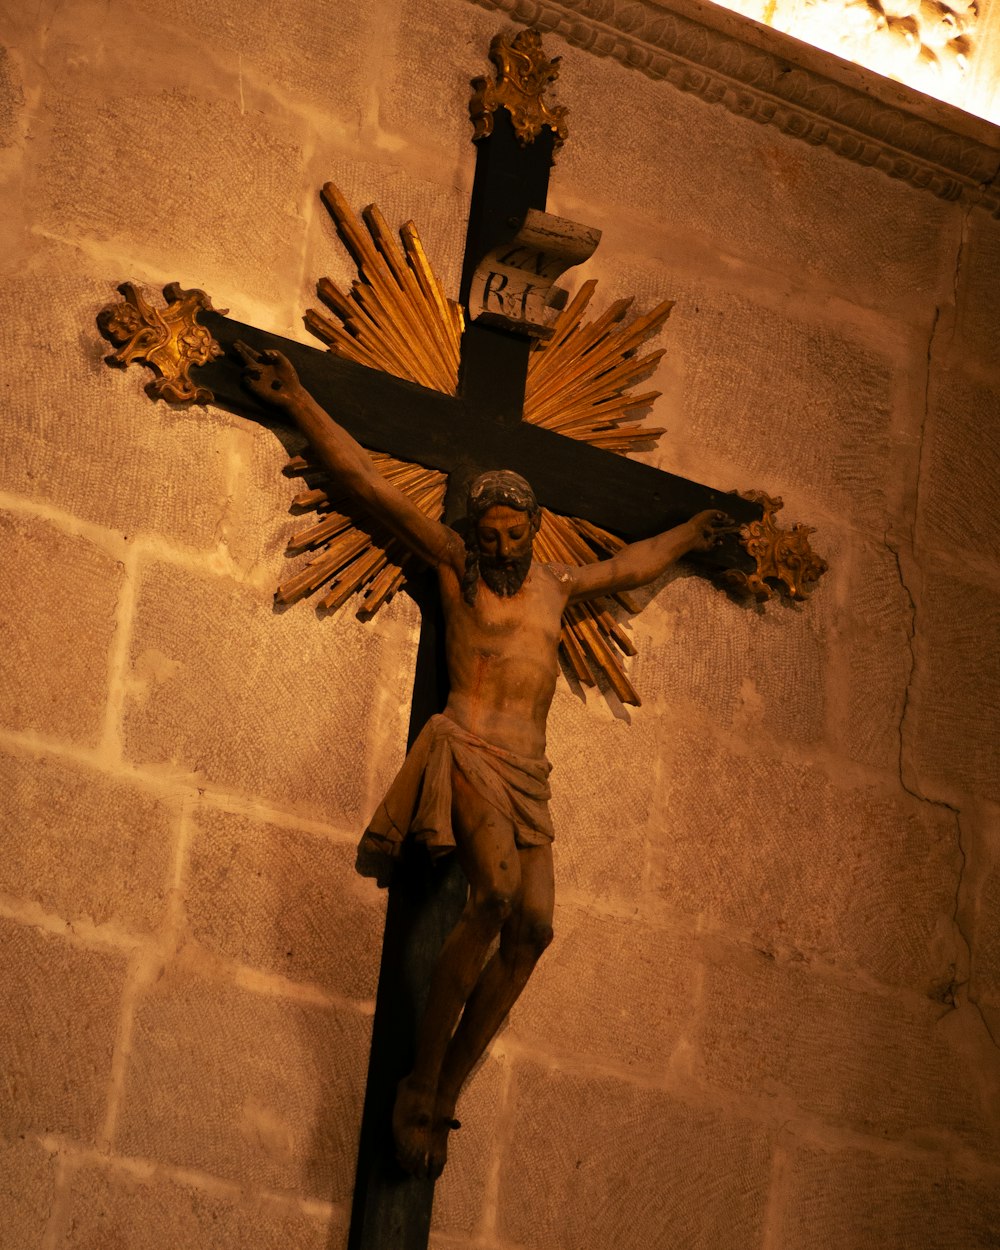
left=466, top=470, right=539, bottom=520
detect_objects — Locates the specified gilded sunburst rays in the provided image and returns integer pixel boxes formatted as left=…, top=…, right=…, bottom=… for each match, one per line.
left=285, top=185, right=674, bottom=705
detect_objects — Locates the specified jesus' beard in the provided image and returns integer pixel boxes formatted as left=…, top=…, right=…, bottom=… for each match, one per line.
left=478, top=550, right=533, bottom=597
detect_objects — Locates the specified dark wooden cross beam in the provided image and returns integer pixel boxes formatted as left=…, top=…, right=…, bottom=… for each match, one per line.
left=102, top=34, right=765, bottom=1250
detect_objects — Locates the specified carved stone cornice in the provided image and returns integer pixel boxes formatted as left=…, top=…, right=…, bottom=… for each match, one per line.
left=471, top=0, right=1000, bottom=214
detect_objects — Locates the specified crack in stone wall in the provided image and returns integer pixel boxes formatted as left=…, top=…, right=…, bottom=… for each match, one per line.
left=884, top=206, right=999, bottom=1055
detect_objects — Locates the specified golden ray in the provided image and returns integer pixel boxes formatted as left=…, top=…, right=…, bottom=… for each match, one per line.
left=283, top=185, right=674, bottom=705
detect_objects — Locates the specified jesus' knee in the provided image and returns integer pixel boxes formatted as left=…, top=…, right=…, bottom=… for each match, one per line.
left=503, top=913, right=553, bottom=975
left=469, top=886, right=516, bottom=939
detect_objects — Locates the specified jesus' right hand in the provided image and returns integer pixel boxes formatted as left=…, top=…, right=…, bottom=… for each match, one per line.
left=234, top=341, right=305, bottom=410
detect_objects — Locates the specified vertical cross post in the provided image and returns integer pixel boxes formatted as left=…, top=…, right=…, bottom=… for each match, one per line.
left=347, top=106, right=560, bottom=1250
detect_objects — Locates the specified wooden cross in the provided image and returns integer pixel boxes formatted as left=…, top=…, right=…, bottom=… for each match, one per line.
left=98, top=28, right=823, bottom=1250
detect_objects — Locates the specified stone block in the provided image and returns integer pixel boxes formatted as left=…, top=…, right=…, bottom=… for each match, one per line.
left=955, top=208, right=1000, bottom=374
left=103, top=0, right=388, bottom=131
left=0, top=267, right=235, bottom=549
left=971, top=844, right=1000, bottom=1007
left=122, top=559, right=391, bottom=825
left=654, top=726, right=960, bottom=991
left=497, top=1062, right=771, bottom=1250
left=629, top=572, right=827, bottom=746
left=545, top=689, right=657, bottom=903
left=828, top=533, right=913, bottom=773
left=510, top=904, right=698, bottom=1071
left=431, top=1056, right=503, bottom=1237
left=115, top=968, right=369, bottom=1199
left=29, top=52, right=307, bottom=310
left=0, top=1134, right=57, bottom=1249
left=919, top=369, right=1000, bottom=570
left=779, top=1143, right=1000, bottom=1250
left=0, top=511, right=123, bottom=748
left=661, top=291, right=897, bottom=532
left=0, top=918, right=128, bottom=1140
left=185, top=806, right=384, bottom=1000
left=908, top=564, right=1000, bottom=803
left=696, top=944, right=990, bottom=1144
left=0, top=746, right=172, bottom=933
left=549, top=32, right=958, bottom=324
left=378, top=0, right=510, bottom=161
left=56, top=1162, right=337, bottom=1250
left=218, top=418, right=305, bottom=585
left=0, top=45, right=22, bottom=148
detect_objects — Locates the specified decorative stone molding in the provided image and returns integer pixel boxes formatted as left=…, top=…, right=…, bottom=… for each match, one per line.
left=472, top=0, right=1000, bottom=213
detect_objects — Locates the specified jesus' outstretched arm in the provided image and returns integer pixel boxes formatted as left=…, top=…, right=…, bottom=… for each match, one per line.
left=234, top=342, right=463, bottom=572
left=565, top=508, right=735, bottom=603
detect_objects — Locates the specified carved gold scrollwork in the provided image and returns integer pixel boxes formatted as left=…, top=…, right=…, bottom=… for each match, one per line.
left=723, top=491, right=829, bottom=602
left=470, top=28, right=569, bottom=148
left=97, top=282, right=227, bottom=404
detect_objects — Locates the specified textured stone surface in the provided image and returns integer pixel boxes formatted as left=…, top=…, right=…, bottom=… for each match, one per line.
left=0, top=1134, right=57, bottom=1249
left=379, top=0, right=510, bottom=159
left=116, top=969, right=369, bottom=1199
left=0, top=511, right=122, bottom=748
left=0, top=919, right=127, bottom=1139
left=122, top=560, right=387, bottom=823
left=431, top=1056, right=502, bottom=1237
left=830, top=534, right=913, bottom=772
left=0, top=269, right=234, bottom=549
left=56, top=1163, right=337, bottom=1250
left=779, top=1143, right=1000, bottom=1249
left=908, top=564, right=1000, bottom=803
left=972, top=846, right=1000, bottom=1006
left=551, top=31, right=957, bottom=322
left=630, top=572, right=827, bottom=744
left=919, top=369, right=1000, bottom=569
left=185, top=806, right=384, bottom=999
left=511, top=904, right=698, bottom=1070
left=30, top=64, right=306, bottom=310
left=955, top=208, right=1000, bottom=374
left=114, top=0, right=388, bottom=127
left=572, top=245, right=905, bottom=533
left=697, top=945, right=989, bottom=1143
left=498, top=1063, right=772, bottom=1250
left=546, top=689, right=656, bottom=903
left=218, top=419, right=304, bottom=584
left=0, top=46, right=22, bottom=148
left=0, top=746, right=172, bottom=932
left=667, top=293, right=896, bottom=530
left=654, top=727, right=960, bottom=990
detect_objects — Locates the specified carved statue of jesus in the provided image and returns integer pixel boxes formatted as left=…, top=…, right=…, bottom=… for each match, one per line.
left=236, top=342, right=731, bottom=1179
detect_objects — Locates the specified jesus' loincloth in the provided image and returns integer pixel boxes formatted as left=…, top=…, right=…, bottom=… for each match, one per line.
left=359, top=713, right=554, bottom=864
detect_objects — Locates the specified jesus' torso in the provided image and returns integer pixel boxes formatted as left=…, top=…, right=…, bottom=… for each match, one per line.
left=437, top=559, right=571, bottom=759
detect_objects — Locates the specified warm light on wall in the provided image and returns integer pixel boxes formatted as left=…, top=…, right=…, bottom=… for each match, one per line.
left=707, top=0, right=999, bottom=122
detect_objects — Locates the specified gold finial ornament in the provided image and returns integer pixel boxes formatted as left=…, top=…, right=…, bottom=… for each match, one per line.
left=470, top=28, right=569, bottom=148
left=97, top=282, right=226, bottom=404
left=724, top=491, right=828, bottom=602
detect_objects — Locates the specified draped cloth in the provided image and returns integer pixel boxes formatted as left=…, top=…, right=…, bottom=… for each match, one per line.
left=359, top=713, right=554, bottom=866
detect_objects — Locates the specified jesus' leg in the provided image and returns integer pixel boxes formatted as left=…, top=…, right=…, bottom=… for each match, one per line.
left=427, top=840, right=554, bottom=1177
left=392, top=773, right=522, bottom=1176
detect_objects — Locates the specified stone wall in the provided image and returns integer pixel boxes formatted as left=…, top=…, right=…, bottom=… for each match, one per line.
left=1, top=2, right=998, bottom=1247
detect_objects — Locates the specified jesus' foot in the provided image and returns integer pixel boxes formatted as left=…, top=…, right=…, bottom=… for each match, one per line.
left=427, top=1099, right=461, bottom=1180
left=392, top=1075, right=436, bottom=1176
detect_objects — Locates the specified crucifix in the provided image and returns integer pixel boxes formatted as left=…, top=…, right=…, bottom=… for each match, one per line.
left=97, top=27, right=825, bottom=1250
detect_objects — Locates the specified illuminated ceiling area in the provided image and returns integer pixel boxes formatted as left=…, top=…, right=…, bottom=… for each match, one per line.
left=708, top=0, right=1000, bottom=122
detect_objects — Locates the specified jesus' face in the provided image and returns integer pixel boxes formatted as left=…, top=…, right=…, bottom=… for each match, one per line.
left=474, top=504, right=535, bottom=596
